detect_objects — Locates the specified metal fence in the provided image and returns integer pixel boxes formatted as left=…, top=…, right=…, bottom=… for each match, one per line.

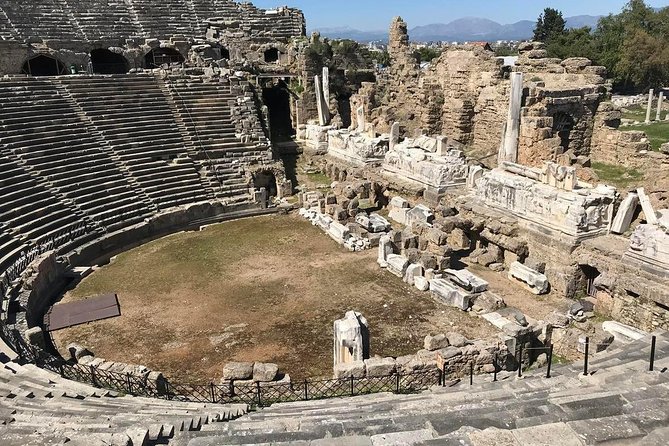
left=0, top=319, right=439, bottom=408
left=0, top=222, right=91, bottom=298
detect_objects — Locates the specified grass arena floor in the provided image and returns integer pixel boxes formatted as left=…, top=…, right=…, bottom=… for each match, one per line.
left=54, top=214, right=496, bottom=381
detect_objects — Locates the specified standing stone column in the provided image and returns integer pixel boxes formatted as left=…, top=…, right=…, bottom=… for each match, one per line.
left=646, top=89, right=654, bottom=123
left=322, top=67, right=330, bottom=106
left=499, top=72, right=523, bottom=164
left=657, top=92, right=664, bottom=121
left=314, top=75, right=329, bottom=126
left=389, top=122, right=400, bottom=150
left=356, top=106, right=365, bottom=133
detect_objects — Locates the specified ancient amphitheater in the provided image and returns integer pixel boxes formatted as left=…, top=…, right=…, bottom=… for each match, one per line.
left=1, top=1, right=669, bottom=445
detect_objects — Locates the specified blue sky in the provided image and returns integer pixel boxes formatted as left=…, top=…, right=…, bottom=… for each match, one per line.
left=252, top=0, right=668, bottom=30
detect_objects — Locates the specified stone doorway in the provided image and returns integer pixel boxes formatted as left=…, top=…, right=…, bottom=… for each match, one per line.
left=262, top=79, right=295, bottom=143
left=144, top=48, right=184, bottom=68
left=91, top=49, right=129, bottom=74
left=553, top=112, right=575, bottom=153
left=579, top=265, right=600, bottom=298
left=21, top=55, right=67, bottom=76
left=221, top=47, right=231, bottom=60
left=253, top=170, right=278, bottom=198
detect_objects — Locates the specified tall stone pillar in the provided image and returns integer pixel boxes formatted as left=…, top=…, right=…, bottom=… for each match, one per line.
left=499, top=72, right=523, bottom=164
left=389, top=122, right=400, bottom=150
left=646, top=89, right=654, bottom=123
left=657, top=92, right=664, bottom=121
left=356, top=106, right=365, bottom=133
left=314, top=75, right=329, bottom=126
left=322, top=66, right=330, bottom=106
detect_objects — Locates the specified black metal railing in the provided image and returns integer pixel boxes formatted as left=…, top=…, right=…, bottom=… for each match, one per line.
left=0, top=222, right=91, bottom=299
left=0, top=315, right=663, bottom=409
left=0, top=319, right=439, bottom=408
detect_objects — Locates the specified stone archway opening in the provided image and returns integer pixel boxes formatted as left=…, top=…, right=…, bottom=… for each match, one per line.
left=91, top=49, right=129, bottom=74
left=552, top=112, right=575, bottom=154
left=21, top=55, right=67, bottom=76
left=264, top=48, right=280, bottom=63
left=579, top=264, right=601, bottom=298
left=253, top=170, right=278, bottom=199
left=262, top=79, right=295, bottom=143
left=221, top=47, right=231, bottom=60
left=144, top=48, right=185, bottom=69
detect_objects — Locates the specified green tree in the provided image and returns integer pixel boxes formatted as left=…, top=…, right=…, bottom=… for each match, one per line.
left=545, top=27, right=595, bottom=60
left=413, top=47, right=442, bottom=64
left=534, top=8, right=566, bottom=42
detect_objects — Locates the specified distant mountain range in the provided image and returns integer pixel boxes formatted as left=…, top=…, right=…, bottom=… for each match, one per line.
left=311, top=15, right=604, bottom=43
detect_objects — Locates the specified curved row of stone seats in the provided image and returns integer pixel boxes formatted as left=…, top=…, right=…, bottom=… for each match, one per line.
left=173, top=332, right=669, bottom=445
left=66, top=0, right=143, bottom=41
left=0, top=8, right=17, bottom=40
left=0, top=78, right=156, bottom=232
left=130, top=0, right=198, bottom=39
left=0, top=0, right=83, bottom=42
left=0, top=226, right=26, bottom=277
left=0, top=156, right=97, bottom=250
left=58, top=75, right=214, bottom=210
left=166, top=76, right=261, bottom=201
left=0, top=0, right=303, bottom=43
left=237, top=2, right=305, bottom=39
left=0, top=345, right=249, bottom=446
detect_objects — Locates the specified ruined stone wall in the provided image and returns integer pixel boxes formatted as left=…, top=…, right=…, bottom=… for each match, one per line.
left=573, top=237, right=669, bottom=331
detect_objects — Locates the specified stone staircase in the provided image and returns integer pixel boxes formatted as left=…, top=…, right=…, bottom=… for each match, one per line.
left=0, top=340, right=249, bottom=446
left=172, top=332, right=669, bottom=445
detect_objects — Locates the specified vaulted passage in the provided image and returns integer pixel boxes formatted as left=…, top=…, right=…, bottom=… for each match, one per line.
left=262, top=79, right=294, bottom=142
left=144, top=48, right=185, bottom=69
left=91, top=49, right=129, bottom=74
left=21, top=55, right=67, bottom=76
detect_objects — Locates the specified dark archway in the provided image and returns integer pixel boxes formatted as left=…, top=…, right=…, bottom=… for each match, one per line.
left=552, top=112, right=575, bottom=154
left=262, top=80, right=295, bottom=143
left=221, top=47, right=230, bottom=60
left=264, top=48, right=279, bottom=63
left=91, top=49, right=129, bottom=74
left=21, top=55, right=67, bottom=76
left=579, top=265, right=600, bottom=298
left=253, top=170, right=278, bottom=198
left=144, top=48, right=185, bottom=69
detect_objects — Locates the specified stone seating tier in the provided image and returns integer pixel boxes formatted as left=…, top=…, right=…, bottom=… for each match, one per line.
left=0, top=344, right=249, bottom=446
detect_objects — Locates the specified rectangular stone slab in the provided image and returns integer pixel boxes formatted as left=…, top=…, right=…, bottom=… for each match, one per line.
left=429, top=278, right=471, bottom=311
left=444, top=268, right=489, bottom=293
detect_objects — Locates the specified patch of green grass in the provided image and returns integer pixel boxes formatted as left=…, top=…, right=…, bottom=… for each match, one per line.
left=592, top=161, right=644, bottom=189
left=306, top=172, right=332, bottom=186
left=621, top=104, right=649, bottom=122
left=551, top=354, right=570, bottom=365
left=620, top=121, right=669, bottom=150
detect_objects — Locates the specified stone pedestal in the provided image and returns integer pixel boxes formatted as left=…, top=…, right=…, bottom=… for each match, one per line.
left=333, top=311, right=370, bottom=370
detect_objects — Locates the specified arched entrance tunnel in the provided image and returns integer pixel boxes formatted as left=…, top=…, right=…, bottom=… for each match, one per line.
left=253, top=170, right=278, bottom=198
left=91, top=49, right=129, bottom=74
left=144, top=48, right=185, bottom=69
left=22, top=55, right=67, bottom=76
left=262, top=79, right=295, bottom=143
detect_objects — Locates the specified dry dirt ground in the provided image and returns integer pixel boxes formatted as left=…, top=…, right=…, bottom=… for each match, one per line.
left=54, top=214, right=496, bottom=382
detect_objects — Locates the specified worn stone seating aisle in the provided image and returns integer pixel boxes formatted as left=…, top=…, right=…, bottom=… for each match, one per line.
left=166, top=75, right=265, bottom=202
left=0, top=78, right=156, bottom=233
left=0, top=156, right=97, bottom=251
left=130, top=0, right=196, bottom=39
left=0, top=340, right=249, bottom=446
left=69, top=0, right=142, bottom=41
left=0, top=0, right=83, bottom=42
left=58, top=75, right=215, bottom=210
left=0, top=7, right=17, bottom=40
left=172, top=332, right=669, bottom=445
